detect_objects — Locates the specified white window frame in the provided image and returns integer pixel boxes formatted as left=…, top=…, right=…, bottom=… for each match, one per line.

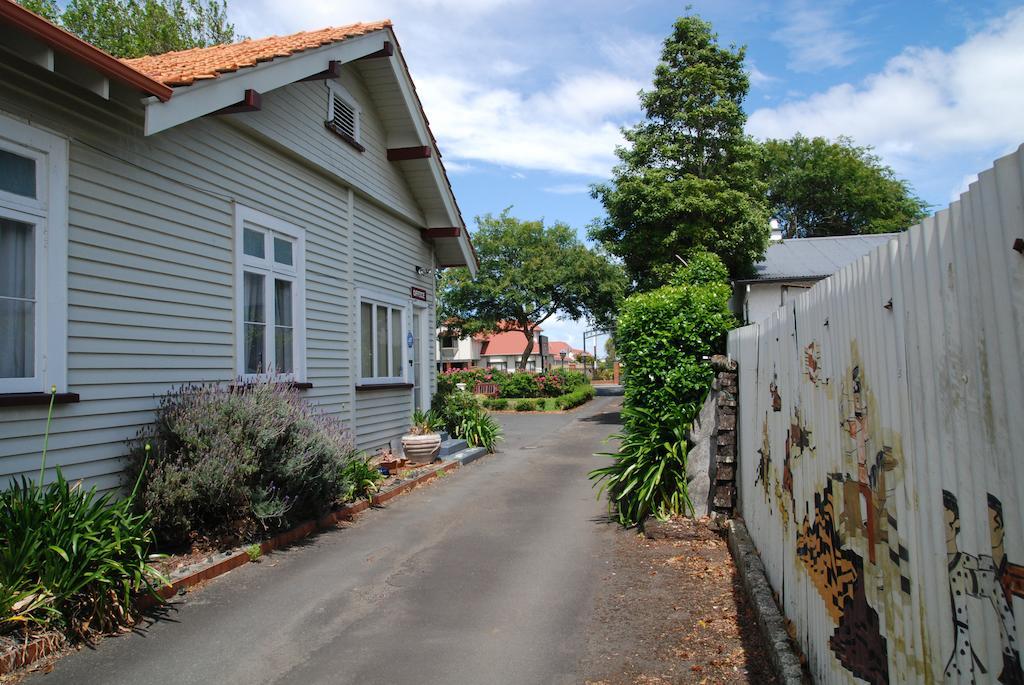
left=234, top=205, right=306, bottom=382
left=356, top=288, right=409, bottom=385
left=326, top=81, right=361, bottom=143
left=0, top=113, right=67, bottom=395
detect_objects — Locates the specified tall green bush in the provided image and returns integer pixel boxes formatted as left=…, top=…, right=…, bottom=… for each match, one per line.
left=127, top=381, right=359, bottom=547
left=617, top=252, right=735, bottom=424
left=591, top=252, right=734, bottom=526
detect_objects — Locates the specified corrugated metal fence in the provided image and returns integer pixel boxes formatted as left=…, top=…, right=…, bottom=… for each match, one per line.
left=726, top=145, right=1024, bottom=684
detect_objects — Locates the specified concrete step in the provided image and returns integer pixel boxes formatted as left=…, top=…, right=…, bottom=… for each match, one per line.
left=438, top=438, right=468, bottom=457
left=448, top=446, right=487, bottom=466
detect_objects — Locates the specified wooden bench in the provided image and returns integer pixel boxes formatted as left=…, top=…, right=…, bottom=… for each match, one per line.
left=473, top=382, right=500, bottom=397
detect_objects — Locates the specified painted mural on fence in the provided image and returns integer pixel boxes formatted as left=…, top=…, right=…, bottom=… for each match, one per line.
left=943, top=491, right=1024, bottom=684
left=729, top=147, right=1024, bottom=684
left=746, top=333, right=1024, bottom=683
left=756, top=340, right=920, bottom=683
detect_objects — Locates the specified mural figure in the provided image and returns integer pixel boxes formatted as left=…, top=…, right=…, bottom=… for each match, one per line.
left=943, top=491, right=1024, bottom=685
left=784, top=405, right=814, bottom=523
left=797, top=480, right=888, bottom=685
left=755, top=413, right=772, bottom=500
left=793, top=351, right=914, bottom=683
left=803, top=341, right=827, bottom=387
left=770, top=370, right=782, bottom=412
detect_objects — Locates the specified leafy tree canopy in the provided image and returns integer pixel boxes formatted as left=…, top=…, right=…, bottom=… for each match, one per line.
left=18, top=0, right=237, bottom=58
left=590, top=14, right=770, bottom=288
left=761, top=134, right=930, bottom=238
left=438, top=210, right=626, bottom=371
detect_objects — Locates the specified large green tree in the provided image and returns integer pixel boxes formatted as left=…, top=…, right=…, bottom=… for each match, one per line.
left=439, top=210, right=626, bottom=371
left=760, top=134, right=930, bottom=238
left=590, top=15, right=770, bottom=288
left=18, top=0, right=237, bottom=58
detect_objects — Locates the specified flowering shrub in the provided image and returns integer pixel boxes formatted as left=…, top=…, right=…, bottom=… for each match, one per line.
left=126, top=381, right=359, bottom=547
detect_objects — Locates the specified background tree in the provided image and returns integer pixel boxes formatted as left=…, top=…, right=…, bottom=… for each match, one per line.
left=439, top=210, right=626, bottom=371
left=18, top=0, right=237, bottom=58
left=761, top=134, right=930, bottom=238
left=590, top=14, right=770, bottom=288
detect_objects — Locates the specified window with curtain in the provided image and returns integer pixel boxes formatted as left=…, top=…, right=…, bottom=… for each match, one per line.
left=235, top=208, right=305, bottom=381
left=0, top=115, right=65, bottom=396
left=358, top=292, right=407, bottom=383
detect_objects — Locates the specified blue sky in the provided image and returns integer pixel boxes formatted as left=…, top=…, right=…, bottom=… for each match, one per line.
left=235, top=0, right=1024, bottom=348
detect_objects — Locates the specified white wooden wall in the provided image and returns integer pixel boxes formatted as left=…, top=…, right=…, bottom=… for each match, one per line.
left=727, top=145, right=1024, bottom=684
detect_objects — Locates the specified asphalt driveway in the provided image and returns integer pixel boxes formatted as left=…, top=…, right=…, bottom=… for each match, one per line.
left=31, top=395, right=623, bottom=685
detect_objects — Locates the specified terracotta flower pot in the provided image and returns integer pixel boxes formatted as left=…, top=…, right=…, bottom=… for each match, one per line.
left=401, top=433, right=441, bottom=462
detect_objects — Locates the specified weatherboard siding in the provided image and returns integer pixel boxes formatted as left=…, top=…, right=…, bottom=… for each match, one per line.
left=238, top=68, right=425, bottom=227
left=351, top=197, right=436, bottom=452
left=0, top=57, right=435, bottom=490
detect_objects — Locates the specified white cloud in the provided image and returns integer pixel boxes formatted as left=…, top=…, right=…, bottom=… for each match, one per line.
left=749, top=7, right=1024, bottom=169
left=415, top=71, right=639, bottom=176
left=772, top=1, right=861, bottom=72
left=235, top=0, right=642, bottom=178
left=543, top=183, right=591, bottom=195
left=597, top=29, right=662, bottom=80
left=747, top=61, right=776, bottom=87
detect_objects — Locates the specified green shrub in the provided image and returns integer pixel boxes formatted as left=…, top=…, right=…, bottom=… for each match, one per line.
left=547, top=367, right=588, bottom=391
left=339, top=456, right=384, bottom=501
left=497, top=371, right=539, bottom=398
left=484, top=398, right=509, bottom=410
left=1, top=394, right=164, bottom=638
left=437, top=368, right=486, bottom=395
left=616, top=252, right=735, bottom=424
left=126, top=381, right=359, bottom=547
left=591, top=251, right=733, bottom=526
left=432, top=389, right=503, bottom=452
left=589, top=406, right=693, bottom=526
left=556, top=385, right=596, bottom=410
left=514, top=399, right=537, bottom=412
left=459, top=412, right=502, bottom=453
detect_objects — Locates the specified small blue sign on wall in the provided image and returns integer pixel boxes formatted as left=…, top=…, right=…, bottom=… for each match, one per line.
left=407, top=331, right=414, bottom=348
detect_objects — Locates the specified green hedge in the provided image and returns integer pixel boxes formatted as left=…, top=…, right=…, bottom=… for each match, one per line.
left=483, top=397, right=509, bottom=410
left=556, top=385, right=596, bottom=410
left=591, top=252, right=735, bottom=526
left=514, top=399, right=538, bottom=412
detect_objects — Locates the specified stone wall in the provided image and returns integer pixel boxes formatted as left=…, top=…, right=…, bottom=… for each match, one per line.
left=685, top=355, right=738, bottom=518
left=710, top=355, right=738, bottom=517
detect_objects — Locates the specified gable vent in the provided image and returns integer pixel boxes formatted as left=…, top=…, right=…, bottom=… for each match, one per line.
left=331, top=93, right=357, bottom=139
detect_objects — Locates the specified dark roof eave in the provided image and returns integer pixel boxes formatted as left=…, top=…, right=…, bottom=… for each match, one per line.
left=0, top=0, right=173, bottom=101
left=734, top=275, right=828, bottom=285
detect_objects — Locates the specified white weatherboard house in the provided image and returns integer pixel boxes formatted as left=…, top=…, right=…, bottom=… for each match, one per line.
left=0, top=4, right=476, bottom=491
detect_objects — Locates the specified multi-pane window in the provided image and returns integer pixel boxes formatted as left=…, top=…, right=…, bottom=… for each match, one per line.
left=358, top=292, right=407, bottom=384
left=235, top=207, right=304, bottom=380
left=0, top=115, right=67, bottom=394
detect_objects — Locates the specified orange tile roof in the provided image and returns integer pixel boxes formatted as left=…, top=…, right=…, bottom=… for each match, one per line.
left=480, top=330, right=550, bottom=357
left=122, top=21, right=391, bottom=87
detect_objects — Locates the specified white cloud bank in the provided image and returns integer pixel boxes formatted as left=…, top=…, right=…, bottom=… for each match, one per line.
left=749, top=7, right=1024, bottom=165
left=415, top=72, right=639, bottom=176
left=772, top=1, right=861, bottom=72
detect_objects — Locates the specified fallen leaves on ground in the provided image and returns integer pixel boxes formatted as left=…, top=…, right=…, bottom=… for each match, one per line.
left=580, top=517, right=778, bottom=685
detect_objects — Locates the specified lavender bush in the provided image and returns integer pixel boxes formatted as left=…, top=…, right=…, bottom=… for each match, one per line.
left=126, top=381, right=358, bottom=547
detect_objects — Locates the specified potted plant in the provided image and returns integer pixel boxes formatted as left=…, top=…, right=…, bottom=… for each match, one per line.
left=401, top=409, right=443, bottom=463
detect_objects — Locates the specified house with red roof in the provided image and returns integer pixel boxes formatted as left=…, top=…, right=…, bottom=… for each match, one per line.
left=437, top=326, right=584, bottom=373
left=0, top=1, right=476, bottom=488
